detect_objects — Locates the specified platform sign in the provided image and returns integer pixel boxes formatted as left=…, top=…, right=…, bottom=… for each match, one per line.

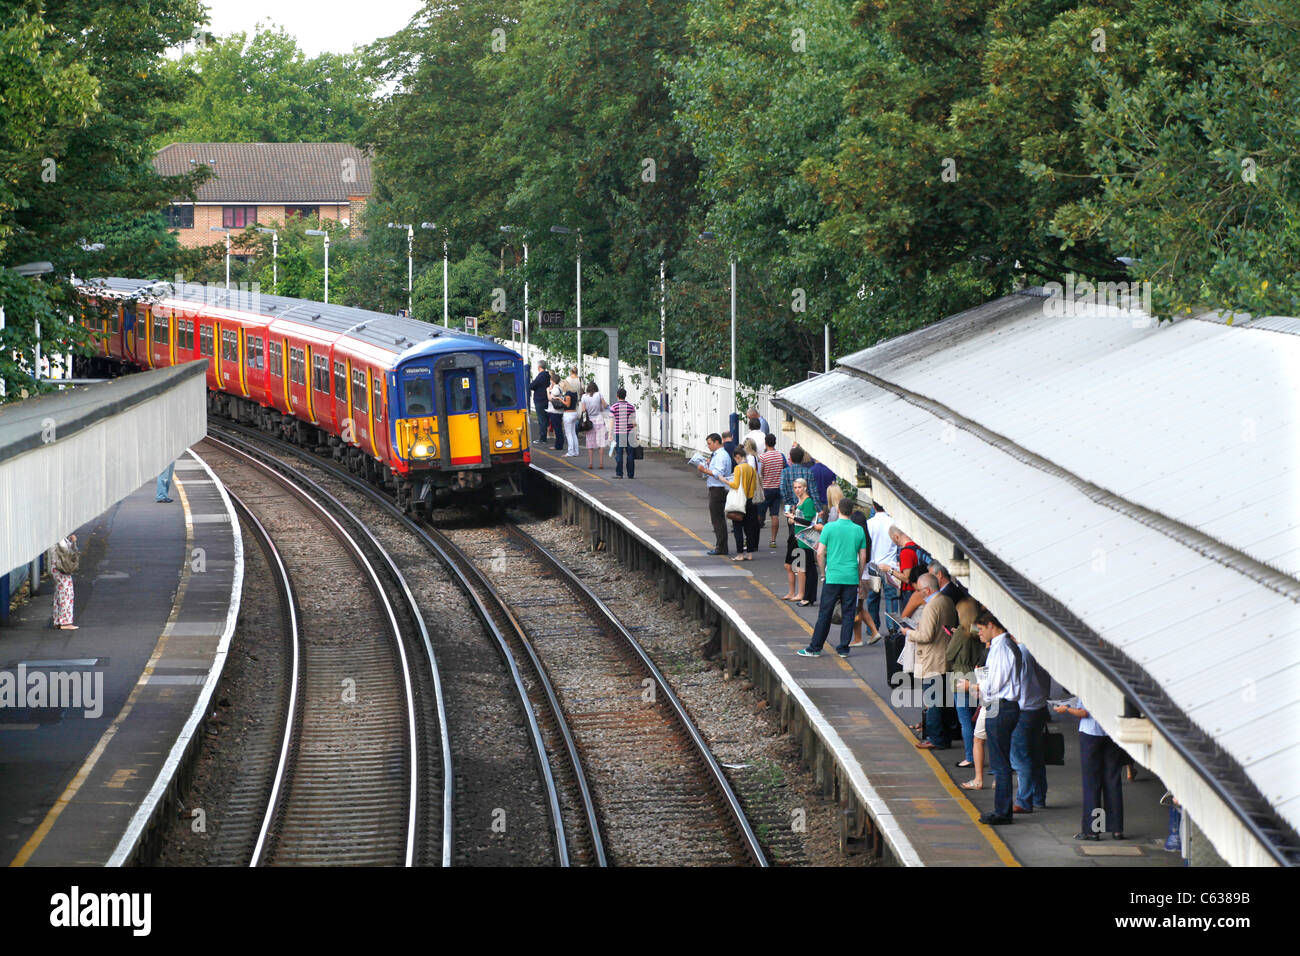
left=647, top=339, right=662, bottom=357
left=464, top=316, right=477, bottom=332
left=539, top=309, right=565, bottom=329
left=511, top=319, right=523, bottom=335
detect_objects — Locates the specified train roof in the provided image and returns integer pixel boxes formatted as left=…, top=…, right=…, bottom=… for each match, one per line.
left=74, top=276, right=515, bottom=362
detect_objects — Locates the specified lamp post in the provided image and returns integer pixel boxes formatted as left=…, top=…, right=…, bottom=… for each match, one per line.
left=699, top=232, right=736, bottom=417
left=305, top=229, right=330, bottom=303
left=420, top=223, right=448, bottom=326
left=550, top=225, right=581, bottom=375
left=256, top=228, right=278, bottom=294
left=209, top=226, right=231, bottom=289
left=499, top=226, right=529, bottom=356
left=387, top=222, right=414, bottom=315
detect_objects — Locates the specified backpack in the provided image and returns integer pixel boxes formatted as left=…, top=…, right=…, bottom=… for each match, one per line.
left=900, top=542, right=933, bottom=580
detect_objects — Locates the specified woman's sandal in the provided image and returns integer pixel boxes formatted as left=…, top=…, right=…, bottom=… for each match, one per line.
left=961, top=780, right=983, bottom=790
left=797, top=600, right=812, bottom=607
left=57, top=624, right=79, bottom=630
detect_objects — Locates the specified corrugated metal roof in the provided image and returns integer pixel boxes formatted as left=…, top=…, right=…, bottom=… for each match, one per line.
left=779, top=290, right=1300, bottom=855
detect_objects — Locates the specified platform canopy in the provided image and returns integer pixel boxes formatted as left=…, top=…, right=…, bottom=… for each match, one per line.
left=0, top=362, right=207, bottom=574
left=776, top=288, right=1300, bottom=867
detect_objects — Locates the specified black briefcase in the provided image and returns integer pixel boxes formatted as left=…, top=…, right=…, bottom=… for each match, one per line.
left=632, top=445, right=644, bottom=460
left=1043, top=725, right=1065, bottom=766
left=884, top=629, right=911, bottom=691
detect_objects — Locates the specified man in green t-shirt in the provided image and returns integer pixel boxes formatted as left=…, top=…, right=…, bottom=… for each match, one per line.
left=798, top=497, right=868, bottom=658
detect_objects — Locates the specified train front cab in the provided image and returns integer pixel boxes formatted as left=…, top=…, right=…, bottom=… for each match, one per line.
left=390, top=348, right=529, bottom=510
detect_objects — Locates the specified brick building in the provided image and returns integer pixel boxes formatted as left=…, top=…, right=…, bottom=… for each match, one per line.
left=155, top=143, right=373, bottom=249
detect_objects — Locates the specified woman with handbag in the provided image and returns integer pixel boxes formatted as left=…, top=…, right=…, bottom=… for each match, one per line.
left=781, top=477, right=819, bottom=605
left=48, top=533, right=80, bottom=630
left=581, top=381, right=609, bottom=469
left=548, top=374, right=567, bottom=452
left=722, top=446, right=760, bottom=560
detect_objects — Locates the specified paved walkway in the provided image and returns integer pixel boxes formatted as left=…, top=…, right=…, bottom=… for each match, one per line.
left=532, top=443, right=1182, bottom=866
left=1, top=452, right=239, bottom=866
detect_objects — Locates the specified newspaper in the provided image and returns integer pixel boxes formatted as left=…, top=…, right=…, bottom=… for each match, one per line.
left=687, top=452, right=710, bottom=468
left=794, top=526, right=820, bottom=549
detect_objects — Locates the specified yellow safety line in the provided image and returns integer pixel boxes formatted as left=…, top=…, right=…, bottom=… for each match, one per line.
left=538, top=449, right=1020, bottom=867
left=10, top=478, right=197, bottom=867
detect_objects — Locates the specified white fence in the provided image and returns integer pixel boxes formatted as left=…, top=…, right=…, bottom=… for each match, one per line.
left=514, top=340, right=798, bottom=459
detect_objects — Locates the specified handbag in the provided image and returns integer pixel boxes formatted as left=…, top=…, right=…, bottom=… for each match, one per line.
left=578, top=409, right=593, bottom=432
left=724, top=486, right=748, bottom=521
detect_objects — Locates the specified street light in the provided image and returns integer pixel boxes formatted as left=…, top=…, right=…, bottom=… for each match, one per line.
left=699, top=231, right=736, bottom=417
left=550, top=225, right=581, bottom=375
left=420, top=223, right=448, bottom=326
left=387, top=222, right=414, bottom=315
left=2, top=262, right=54, bottom=400
left=305, top=229, right=330, bottom=304
left=256, top=228, right=278, bottom=294
left=500, top=226, right=529, bottom=355
left=209, top=226, right=231, bottom=289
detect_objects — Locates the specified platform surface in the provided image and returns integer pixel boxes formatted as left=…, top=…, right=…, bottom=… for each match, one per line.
left=531, top=441, right=1183, bottom=866
left=1, top=451, right=237, bottom=866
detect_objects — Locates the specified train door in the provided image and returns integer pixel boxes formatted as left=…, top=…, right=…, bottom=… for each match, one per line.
left=371, top=370, right=390, bottom=463
left=438, top=360, right=486, bottom=466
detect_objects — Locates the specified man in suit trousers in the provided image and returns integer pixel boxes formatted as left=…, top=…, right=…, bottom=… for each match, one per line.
left=529, top=361, right=552, bottom=441
left=929, top=561, right=967, bottom=740
left=905, top=573, right=958, bottom=749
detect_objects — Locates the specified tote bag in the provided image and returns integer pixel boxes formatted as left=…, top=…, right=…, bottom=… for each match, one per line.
left=724, top=486, right=748, bottom=521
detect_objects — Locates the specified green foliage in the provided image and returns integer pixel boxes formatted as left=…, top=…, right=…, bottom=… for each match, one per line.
left=156, top=25, right=376, bottom=146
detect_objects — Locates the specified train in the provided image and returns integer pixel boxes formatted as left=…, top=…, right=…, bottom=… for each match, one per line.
left=73, top=277, right=532, bottom=512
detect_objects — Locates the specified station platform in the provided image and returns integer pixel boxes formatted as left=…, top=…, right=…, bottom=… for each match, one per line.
left=1, top=450, right=240, bottom=866
left=530, top=443, right=1184, bottom=867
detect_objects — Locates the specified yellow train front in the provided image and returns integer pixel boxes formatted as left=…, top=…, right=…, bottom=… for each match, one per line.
left=388, top=339, right=531, bottom=512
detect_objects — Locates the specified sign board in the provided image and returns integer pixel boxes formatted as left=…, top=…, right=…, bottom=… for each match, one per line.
left=539, top=310, right=565, bottom=329
left=464, top=316, right=477, bottom=332
left=511, top=319, right=523, bottom=335
left=396, top=308, right=409, bottom=318
left=647, top=339, right=662, bottom=357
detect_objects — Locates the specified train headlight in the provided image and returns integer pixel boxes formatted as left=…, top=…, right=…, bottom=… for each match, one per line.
left=413, top=442, right=431, bottom=458
left=493, top=440, right=503, bottom=448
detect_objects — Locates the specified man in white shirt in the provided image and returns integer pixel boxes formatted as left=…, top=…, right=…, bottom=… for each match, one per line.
left=976, top=609, right=1021, bottom=825
left=696, top=433, right=734, bottom=555
left=1010, top=639, right=1051, bottom=813
left=864, top=505, right=898, bottom=633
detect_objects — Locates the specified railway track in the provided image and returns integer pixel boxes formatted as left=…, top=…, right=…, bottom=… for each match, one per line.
left=209, top=419, right=768, bottom=866
left=197, top=436, right=449, bottom=866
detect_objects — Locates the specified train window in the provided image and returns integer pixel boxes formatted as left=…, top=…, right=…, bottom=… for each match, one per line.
left=152, top=314, right=170, bottom=346
left=402, top=375, right=433, bottom=417
left=447, top=374, right=474, bottom=413
left=351, top=369, right=369, bottom=412
left=333, top=360, right=347, bottom=400
left=246, top=335, right=264, bottom=369
left=372, top=377, right=383, bottom=420
left=199, top=325, right=214, bottom=357
left=109, top=308, right=120, bottom=334
left=268, top=340, right=282, bottom=376
left=312, top=354, right=330, bottom=393
left=485, top=371, right=516, bottom=410
left=289, top=347, right=306, bottom=385
left=221, top=329, right=238, bottom=362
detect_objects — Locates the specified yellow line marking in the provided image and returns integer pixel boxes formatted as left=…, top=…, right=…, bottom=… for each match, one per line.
left=10, top=478, right=196, bottom=867
left=537, top=451, right=1019, bottom=867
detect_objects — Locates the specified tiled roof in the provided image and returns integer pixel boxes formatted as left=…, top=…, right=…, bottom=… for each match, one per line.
left=154, top=143, right=373, bottom=203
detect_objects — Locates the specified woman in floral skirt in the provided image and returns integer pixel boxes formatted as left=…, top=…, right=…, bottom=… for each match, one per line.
left=49, top=534, right=80, bottom=630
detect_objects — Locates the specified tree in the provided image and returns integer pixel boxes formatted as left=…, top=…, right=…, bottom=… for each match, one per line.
left=157, top=25, right=376, bottom=146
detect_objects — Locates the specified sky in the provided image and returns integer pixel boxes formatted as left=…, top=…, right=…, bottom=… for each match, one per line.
left=195, top=0, right=426, bottom=56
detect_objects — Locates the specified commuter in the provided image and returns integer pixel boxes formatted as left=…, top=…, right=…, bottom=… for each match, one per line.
left=721, top=430, right=737, bottom=460
left=783, top=478, right=819, bottom=606
left=723, top=446, right=760, bottom=560
left=809, top=457, right=837, bottom=510
left=864, top=505, right=898, bottom=633
left=156, top=460, right=175, bottom=503
left=744, top=412, right=767, bottom=452
left=849, top=510, right=881, bottom=647
left=608, top=388, right=637, bottom=479
left=904, top=573, right=957, bottom=750
left=696, top=433, right=734, bottom=555
left=581, top=381, right=608, bottom=469
left=1055, top=697, right=1125, bottom=840
left=1010, top=639, right=1051, bottom=813
left=758, top=434, right=787, bottom=549
left=947, top=597, right=982, bottom=769
left=778, top=445, right=815, bottom=513
left=976, top=610, right=1022, bottom=825
left=560, top=372, right=581, bottom=457
left=742, top=437, right=760, bottom=472
left=877, top=526, right=923, bottom=619
left=798, top=496, right=867, bottom=658
left=548, top=373, right=567, bottom=451
left=530, top=361, right=551, bottom=440
left=930, top=561, right=968, bottom=605
left=48, top=534, right=80, bottom=630
left=823, top=483, right=843, bottom=524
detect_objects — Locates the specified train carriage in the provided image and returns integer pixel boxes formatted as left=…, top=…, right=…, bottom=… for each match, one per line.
left=73, top=277, right=531, bottom=510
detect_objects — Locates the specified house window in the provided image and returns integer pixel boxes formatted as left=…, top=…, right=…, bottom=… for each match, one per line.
left=268, top=340, right=282, bottom=376
left=165, top=204, right=194, bottom=229
left=351, top=369, right=369, bottom=413
left=246, top=335, right=264, bottom=369
left=312, top=354, right=330, bottom=393
left=333, top=360, right=347, bottom=400
left=285, top=205, right=319, bottom=220
left=222, top=206, right=257, bottom=229
left=199, top=324, right=214, bottom=356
